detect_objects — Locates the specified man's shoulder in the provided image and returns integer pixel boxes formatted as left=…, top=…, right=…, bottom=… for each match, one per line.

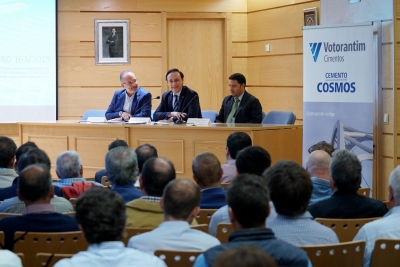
left=242, top=91, right=260, bottom=103
left=138, top=87, right=151, bottom=95
left=182, top=86, right=199, bottom=96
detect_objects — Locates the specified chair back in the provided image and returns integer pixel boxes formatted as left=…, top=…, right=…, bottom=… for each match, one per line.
left=0, top=231, right=3, bottom=249
left=315, top=217, right=381, bottom=242
left=13, top=231, right=88, bottom=266
left=357, top=187, right=370, bottom=197
left=69, top=198, right=77, bottom=210
left=201, top=110, right=218, bottom=122
left=190, top=224, right=208, bottom=234
left=382, top=200, right=391, bottom=210
left=221, top=183, right=229, bottom=189
left=81, top=110, right=107, bottom=120
left=35, top=253, right=73, bottom=267
left=370, top=239, right=400, bottom=267
left=262, top=110, right=296, bottom=124
left=155, top=249, right=203, bottom=267
left=196, top=209, right=217, bottom=225
left=100, top=176, right=110, bottom=188
left=0, top=213, right=21, bottom=220
left=151, top=110, right=155, bottom=120
left=216, top=223, right=233, bottom=244
left=299, top=240, right=365, bottom=267
left=122, top=227, right=154, bottom=246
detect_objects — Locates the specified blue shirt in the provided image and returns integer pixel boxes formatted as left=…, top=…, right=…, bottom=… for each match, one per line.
left=111, top=184, right=142, bottom=203
left=128, top=221, right=220, bottom=254
left=54, top=241, right=166, bottom=267
left=309, top=177, right=332, bottom=205
left=52, top=178, right=103, bottom=187
left=353, top=206, right=400, bottom=267
left=200, top=187, right=227, bottom=209
left=267, top=211, right=339, bottom=245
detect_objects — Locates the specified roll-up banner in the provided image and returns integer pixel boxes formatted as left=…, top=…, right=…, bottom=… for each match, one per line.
left=303, top=23, right=375, bottom=190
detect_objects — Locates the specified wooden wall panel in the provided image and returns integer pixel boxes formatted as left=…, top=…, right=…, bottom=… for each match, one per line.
left=248, top=2, right=320, bottom=41
left=247, top=0, right=315, bottom=12
left=193, top=141, right=226, bottom=165
left=247, top=87, right=303, bottom=120
left=74, top=137, right=115, bottom=167
left=58, top=0, right=247, bottom=12
left=248, top=55, right=303, bottom=86
left=383, top=89, right=394, bottom=133
left=382, top=44, right=394, bottom=89
left=232, top=43, right=247, bottom=57
left=232, top=58, right=248, bottom=78
left=382, top=134, right=394, bottom=156
left=396, top=89, right=400, bottom=133
left=248, top=37, right=302, bottom=57
left=232, top=13, right=247, bottom=42
left=380, top=157, right=393, bottom=199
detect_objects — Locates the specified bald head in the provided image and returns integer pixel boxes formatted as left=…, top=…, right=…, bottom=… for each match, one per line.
left=192, top=152, right=222, bottom=189
left=305, top=150, right=331, bottom=180
left=18, top=164, right=53, bottom=203
left=141, top=157, right=176, bottom=197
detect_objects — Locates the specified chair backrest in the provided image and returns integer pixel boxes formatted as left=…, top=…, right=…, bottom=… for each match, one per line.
left=261, top=111, right=267, bottom=121
left=370, top=239, right=400, bottom=267
left=100, top=176, right=110, bottom=188
left=81, top=110, right=107, bottom=120
left=196, top=209, right=217, bottom=225
left=155, top=249, right=203, bottom=267
left=315, top=217, right=381, bottom=242
left=262, top=110, right=296, bottom=124
left=299, top=240, right=365, bottom=267
left=201, top=110, right=218, bottom=122
left=221, top=183, right=229, bottom=189
left=35, top=253, right=73, bottom=267
left=0, top=213, right=21, bottom=220
left=122, top=227, right=154, bottom=246
left=190, top=224, right=208, bottom=234
left=0, top=231, right=4, bottom=249
left=151, top=110, right=155, bottom=120
left=216, top=223, right=233, bottom=244
left=13, top=231, right=88, bottom=266
left=357, top=187, right=371, bottom=197
left=382, top=200, right=391, bottom=210
left=69, top=198, right=77, bottom=210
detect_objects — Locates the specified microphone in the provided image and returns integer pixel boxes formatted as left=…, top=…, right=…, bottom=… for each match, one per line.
left=132, top=96, right=160, bottom=117
left=174, top=94, right=198, bottom=124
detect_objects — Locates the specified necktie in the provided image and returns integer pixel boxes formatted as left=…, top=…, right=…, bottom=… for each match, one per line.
left=173, top=95, right=179, bottom=111
left=226, top=97, right=239, bottom=123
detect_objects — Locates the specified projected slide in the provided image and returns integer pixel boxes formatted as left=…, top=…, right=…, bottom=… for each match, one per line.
left=0, top=0, right=56, bottom=121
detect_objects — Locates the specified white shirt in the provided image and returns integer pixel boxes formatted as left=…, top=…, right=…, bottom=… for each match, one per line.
left=123, top=92, right=136, bottom=114
left=0, top=250, right=22, bottom=267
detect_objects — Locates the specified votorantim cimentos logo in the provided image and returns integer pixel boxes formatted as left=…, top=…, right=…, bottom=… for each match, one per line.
left=309, top=40, right=366, bottom=63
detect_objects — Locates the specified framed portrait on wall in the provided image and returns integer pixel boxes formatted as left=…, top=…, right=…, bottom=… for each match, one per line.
left=95, top=19, right=130, bottom=65
left=303, top=8, right=318, bottom=26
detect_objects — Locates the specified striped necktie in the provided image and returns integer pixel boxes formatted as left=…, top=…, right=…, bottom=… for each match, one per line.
left=173, top=95, right=179, bottom=111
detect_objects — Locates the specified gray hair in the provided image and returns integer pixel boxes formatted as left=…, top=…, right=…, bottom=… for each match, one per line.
left=105, top=146, right=138, bottom=185
left=119, top=70, right=133, bottom=83
left=389, top=166, right=400, bottom=205
left=330, top=149, right=361, bottom=193
left=55, top=151, right=82, bottom=179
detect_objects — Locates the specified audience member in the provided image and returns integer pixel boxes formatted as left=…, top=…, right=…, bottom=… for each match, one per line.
left=54, top=188, right=166, bottom=267
left=125, top=157, right=176, bottom=228
left=0, top=148, right=73, bottom=214
left=128, top=179, right=220, bottom=253
left=213, top=245, right=278, bottom=267
left=105, top=146, right=141, bottom=203
left=0, top=164, right=79, bottom=250
left=305, top=150, right=333, bottom=204
left=95, top=140, right=129, bottom=183
left=0, top=250, right=22, bottom=267
left=53, top=150, right=102, bottom=187
left=193, top=174, right=310, bottom=267
left=308, top=140, right=335, bottom=156
left=209, top=146, right=273, bottom=236
left=264, top=160, right=339, bottom=245
left=0, top=136, right=18, bottom=187
left=308, top=150, right=388, bottom=218
left=221, top=132, right=252, bottom=183
left=354, top=165, right=400, bottom=267
left=192, top=152, right=226, bottom=209
left=136, top=143, right=158, bottom=175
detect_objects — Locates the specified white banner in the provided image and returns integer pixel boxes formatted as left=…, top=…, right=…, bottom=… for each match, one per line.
left=303, top=23, right=375, bottom=190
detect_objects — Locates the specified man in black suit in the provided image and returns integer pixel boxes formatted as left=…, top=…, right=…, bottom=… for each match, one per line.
left=106, top=28, right=119, bottom=58
left=153, top=68, right=202, bottom=122
left=215, top=73, right=262, bottom=123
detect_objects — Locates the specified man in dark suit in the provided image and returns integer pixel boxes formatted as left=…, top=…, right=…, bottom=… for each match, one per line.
left=105, top=70, right=152, bottom=121
left=106, top=27, right=119, bottom=57
left=308, top=149, right=388, bottom=219
left=153, top=68, right=202, bottom=122
left=192, top=152, right=226, bottom=209
left=215, top=73, right=262, bottom=123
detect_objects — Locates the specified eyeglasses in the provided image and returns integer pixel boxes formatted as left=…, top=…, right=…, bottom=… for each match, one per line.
left=123, top=79, right=137, bottom=85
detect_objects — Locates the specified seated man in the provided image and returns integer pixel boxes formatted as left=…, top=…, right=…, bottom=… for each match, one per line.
left=0, top=164, right=79, bottom=251
left=354, top=165, right=400, bottom=267
left=209, top=146, right=273, bottom=236
left=125, top=157, right=176, bottom=228
left=215, top=73, right=262, bottom=123
left=192, top=152, right=226, bottom=209
left=106, top=146, right=142, bottom=203
left=264, top=160, right=339, bottom=245
left=193, top=174, right=311, bottom=267
left=153, top=68, right=202, bottom=122
left=0, top=149, right=73, bottom=214
left=95, top=139, right=128, bottom=183
left=128, top=179, right=220, bottom=254
left=305, top=150, right=333, bottom=204
left=221, top=132, right=252, bottom=183
left=54, top=188, right=166, bottom=267
left=52, top=151, right=102, bottom=187
left=105, top=70, right=152, bottom=121
left=134, top=143, right=158, bottom=187
left=0, top=136, right=18, bottom=188
left=308, top=150, right=388, bottom=218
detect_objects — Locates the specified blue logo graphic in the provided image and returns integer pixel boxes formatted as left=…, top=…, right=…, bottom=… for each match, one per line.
left=309, top=43, right=322, bottom=62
